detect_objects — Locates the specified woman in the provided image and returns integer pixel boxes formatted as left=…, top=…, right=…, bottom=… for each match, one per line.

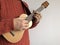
left=0, top=0, right=41, bottom=45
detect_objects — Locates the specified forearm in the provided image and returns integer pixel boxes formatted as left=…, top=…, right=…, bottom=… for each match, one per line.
left=0, top=18, right=14, bottom=35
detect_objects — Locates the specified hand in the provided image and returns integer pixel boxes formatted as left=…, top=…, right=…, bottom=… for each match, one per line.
left=13, top=18, right=29, bottom=31
left=33, top=10, right=42, bottom=23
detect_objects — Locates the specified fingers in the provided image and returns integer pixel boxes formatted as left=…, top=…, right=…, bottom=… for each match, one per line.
left=34, top=14, right=42, bottom=20
left=21, top=24, right=29, bottom=30
left=22, top=20, right=28, bottom=24
left=21, top=25, right=29, bottom=30
left=20, top=20, right=29, bottom=30
left=33, top=10, right=42, bottom=23
left=33, top=10, right=42, bottom=19
left=33, top=10, right=40, bottom=14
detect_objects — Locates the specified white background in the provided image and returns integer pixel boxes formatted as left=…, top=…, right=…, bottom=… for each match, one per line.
left=23, top=0, right=60, bottom=45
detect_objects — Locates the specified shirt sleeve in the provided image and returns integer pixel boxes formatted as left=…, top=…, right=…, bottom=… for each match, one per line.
left=0, top=18, right=14, bottom=35
left=0, top=7, right=14, bottom=35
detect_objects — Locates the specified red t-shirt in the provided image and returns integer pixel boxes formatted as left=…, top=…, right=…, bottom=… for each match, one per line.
left=0, top=0, right=38, bottom=45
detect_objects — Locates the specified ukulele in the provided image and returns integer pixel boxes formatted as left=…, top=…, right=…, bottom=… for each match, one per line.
left=2, top=1, right=49, bottom=43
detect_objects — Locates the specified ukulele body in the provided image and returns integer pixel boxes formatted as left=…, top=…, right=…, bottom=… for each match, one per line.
left=2, top=14, right=32, bottom=43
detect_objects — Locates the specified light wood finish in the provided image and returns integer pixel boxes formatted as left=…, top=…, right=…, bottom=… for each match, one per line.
left=3, top=30, right=25, bottom=43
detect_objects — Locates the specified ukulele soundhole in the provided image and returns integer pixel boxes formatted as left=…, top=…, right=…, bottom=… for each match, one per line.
left=10, top=32, right=14, bottom=36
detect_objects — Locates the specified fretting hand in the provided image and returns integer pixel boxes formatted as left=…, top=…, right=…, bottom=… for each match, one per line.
left=33, top=10, right=42, bottom=23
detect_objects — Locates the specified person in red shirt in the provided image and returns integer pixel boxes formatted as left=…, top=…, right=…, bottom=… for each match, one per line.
left=0, top=0, right=42, bottom=45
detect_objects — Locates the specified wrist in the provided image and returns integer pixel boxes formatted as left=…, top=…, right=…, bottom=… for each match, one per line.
left=13, top=19, right=19, bottom=31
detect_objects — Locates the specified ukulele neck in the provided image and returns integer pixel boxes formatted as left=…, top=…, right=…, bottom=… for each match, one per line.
left=26, top=5, right=45, bottom=22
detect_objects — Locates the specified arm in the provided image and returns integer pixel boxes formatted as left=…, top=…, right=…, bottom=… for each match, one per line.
left=0, top=7, right=14, bottom=35
left=0, top=17, right=14, bottom=35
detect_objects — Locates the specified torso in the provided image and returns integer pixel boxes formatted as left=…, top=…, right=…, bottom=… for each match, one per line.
left=0, top=0, right=29, bottom=45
